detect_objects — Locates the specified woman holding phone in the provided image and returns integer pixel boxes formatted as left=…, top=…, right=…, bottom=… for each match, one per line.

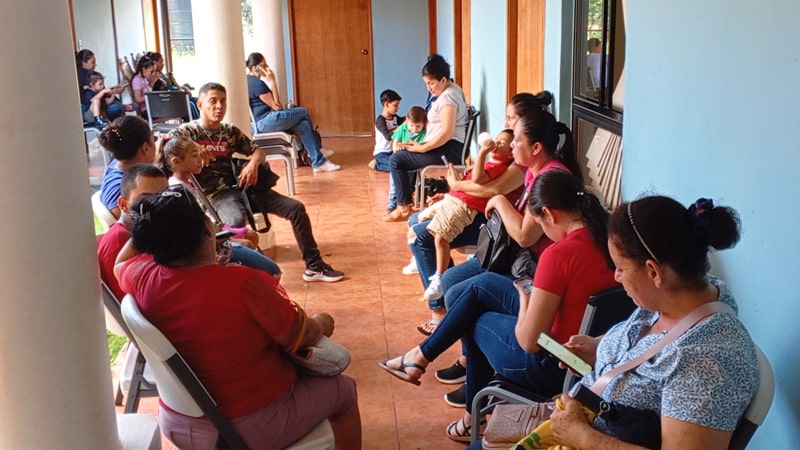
left=379, top=170, right=618, bottom=441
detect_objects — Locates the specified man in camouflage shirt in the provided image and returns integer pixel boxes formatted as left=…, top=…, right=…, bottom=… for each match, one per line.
left=169, top=82, right=343, bottom=282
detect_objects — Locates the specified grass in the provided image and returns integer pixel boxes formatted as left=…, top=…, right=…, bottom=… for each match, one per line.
left=107, top=331, right=127, bottom=362
left=96, top=212, right=125, bottom=362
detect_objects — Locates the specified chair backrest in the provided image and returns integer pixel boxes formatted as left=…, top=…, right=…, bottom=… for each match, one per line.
left=101, top=281, right=131, bottom=339
left=92, top=191, right=117, bottom=231
left=728, top=345, right=775, bottom=450
left=144, top=91, right=192, bottom=130
left=582, top=286, right=637, bottom=337
left=563, top=286, right=636, bottom=391
left=118, top=57, right=135, bottom=99
left=120, top=295, right=250, bottom=450
left=459, top=106, right=480, bottom=165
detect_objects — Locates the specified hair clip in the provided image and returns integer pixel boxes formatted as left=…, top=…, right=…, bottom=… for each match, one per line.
left=110, top=127, right=122, bottom=142
left=576, top=190, right=585, bottom=197
left=160, top=190, right=183, bottom=198
left=130, top=204, right=151, bottom=222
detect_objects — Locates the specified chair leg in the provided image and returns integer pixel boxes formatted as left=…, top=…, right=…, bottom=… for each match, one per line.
left=123, top=352, right=148, bottom=413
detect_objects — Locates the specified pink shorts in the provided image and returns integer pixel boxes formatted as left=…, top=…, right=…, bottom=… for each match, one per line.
left=158, top=374, right=357, bottom=450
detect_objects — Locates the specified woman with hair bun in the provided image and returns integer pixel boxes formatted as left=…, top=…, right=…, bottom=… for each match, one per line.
left=526, top=196, right=759, bottom=449
left=98, top=116, right=156, bottom=218
left=114, top=185, right=362, bottom=450
left=380, top=170, right=617, bottom=441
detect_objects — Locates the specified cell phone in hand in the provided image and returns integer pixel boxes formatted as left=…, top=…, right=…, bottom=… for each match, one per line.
left=215, top=230, right=236, bottom=239
left=513, top=276, right=533, bottom=295
left=537, top=332, right=592, bottom=376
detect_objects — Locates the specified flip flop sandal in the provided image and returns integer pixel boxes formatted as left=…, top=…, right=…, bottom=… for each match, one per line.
left=378, top=354, right=426, bottom=386
left=417, top=318, right=441, bottom=336
left=446, top=416, right=487, bottom=442
left=381, top=206, right=412, bottom=222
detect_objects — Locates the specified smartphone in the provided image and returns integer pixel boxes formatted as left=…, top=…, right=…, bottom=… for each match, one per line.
left=513, top=276, right=533, bottom=295
left=215, top=230, right=235, bottom=239
left=537, top=332, right=592, bottom=376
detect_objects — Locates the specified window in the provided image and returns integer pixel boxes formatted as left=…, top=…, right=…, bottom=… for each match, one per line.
left=572, top=0, right=625, bottom=208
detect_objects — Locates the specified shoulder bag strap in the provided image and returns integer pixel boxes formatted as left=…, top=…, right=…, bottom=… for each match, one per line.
left=590, top=301, right=735, bottom=396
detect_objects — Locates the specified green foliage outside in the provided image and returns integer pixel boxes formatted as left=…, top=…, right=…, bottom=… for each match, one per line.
left=108, top=331, right=127, bottom=362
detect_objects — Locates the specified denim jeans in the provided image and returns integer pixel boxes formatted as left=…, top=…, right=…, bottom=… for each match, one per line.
left=389, top=140, right=462, bottom=205
left=255, top=107, right=326, bottom=168
left=408, top=214, right=486, bottom=310
left=418, top=271, right=565, bottom=413
left=212, top=187, right=324, bottom=269
left=374, top=151, right=391, bottom=172
left=229, top=243, right=281, bottom=278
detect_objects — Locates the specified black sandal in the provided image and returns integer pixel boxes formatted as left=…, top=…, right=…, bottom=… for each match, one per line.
left=378, top=354, right=426, bottom=386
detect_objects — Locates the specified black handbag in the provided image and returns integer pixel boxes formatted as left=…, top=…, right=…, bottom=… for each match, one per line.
left=230, top=158, right=280, bottom=193
left=475, top=212, right=522, bottom=274
left=573, top=384, right=661, bottom=449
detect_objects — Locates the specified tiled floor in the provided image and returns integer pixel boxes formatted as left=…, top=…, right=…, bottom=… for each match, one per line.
left=111, top=136, right=469, bottom=449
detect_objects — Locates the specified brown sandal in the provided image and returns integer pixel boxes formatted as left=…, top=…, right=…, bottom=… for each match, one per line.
left=382, top=205, right=412, bottom=222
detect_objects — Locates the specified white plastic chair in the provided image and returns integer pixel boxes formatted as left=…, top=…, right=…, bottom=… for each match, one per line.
left=92, top=191, right=117, bottom=232
left=120, top=294, right=334, bottom=450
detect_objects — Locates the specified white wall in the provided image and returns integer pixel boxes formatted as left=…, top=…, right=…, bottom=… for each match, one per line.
left=72, top=0, right=117, bottom=83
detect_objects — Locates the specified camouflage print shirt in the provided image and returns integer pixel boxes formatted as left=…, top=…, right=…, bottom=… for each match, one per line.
left=169, top=121, right=259, bottom=198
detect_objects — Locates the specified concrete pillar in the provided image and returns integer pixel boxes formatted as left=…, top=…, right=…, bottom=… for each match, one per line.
left=251, top=0, right=289, bottom=103
left=191, top=0, right=251, bottom=135
left=0, top=1, right=119, bottom=448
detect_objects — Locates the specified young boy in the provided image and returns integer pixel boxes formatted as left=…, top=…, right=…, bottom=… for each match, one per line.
left=418, top=129, right=516, bottom=302
left=371, top=89, right=403, bottom=172
left=82, top=71, right=125, bottom=127
left=381, top=106, right=428, bottom=215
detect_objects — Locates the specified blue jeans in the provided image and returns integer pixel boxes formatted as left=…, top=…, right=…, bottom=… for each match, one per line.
left=374, top=151, right=391, bottom=172
left=389, top=140, right=462, bottom=205
left=408, top=213, right=486, bottom=310
left=255, top=107, right=327, bottom=168
left=419, top=272, right=565, bottom=413
left=230, top=243, right=281, bottom=278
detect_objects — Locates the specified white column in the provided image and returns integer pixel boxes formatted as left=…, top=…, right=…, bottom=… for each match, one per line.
left=251, top=0, right=289, bottom=103
left=191, top=0, right=251, bottom=135
left=0, top=1, right=119, bottom=448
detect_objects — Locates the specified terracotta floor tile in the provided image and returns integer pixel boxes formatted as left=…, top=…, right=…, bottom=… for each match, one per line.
left=108, top=137, right=487, bottom=449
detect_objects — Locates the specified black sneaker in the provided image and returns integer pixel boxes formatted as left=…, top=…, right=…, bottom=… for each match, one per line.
left=303, top=263, right=344, bottom=282
left=435, top=360, right=467, bottom=384
left=444, top=384, right=466, bottom=408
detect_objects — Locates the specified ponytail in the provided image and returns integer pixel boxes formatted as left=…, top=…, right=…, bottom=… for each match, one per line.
left=554, top=121, right=583, bottom=183
left=529, top=170, right=610, bottom=266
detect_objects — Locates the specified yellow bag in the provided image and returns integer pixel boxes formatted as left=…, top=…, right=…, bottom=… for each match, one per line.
left=511, top=398, right=597, bottom=450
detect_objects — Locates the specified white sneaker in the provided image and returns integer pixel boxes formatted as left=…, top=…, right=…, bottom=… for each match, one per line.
left=321, top=148, right=334, bottom=157
left=424, top=274, right=443, bottom=300
left=402, top=257, right=419, bottom=275
left=313, top=160, right=341, bottom=172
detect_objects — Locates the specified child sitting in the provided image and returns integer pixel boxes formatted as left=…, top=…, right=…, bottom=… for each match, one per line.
left=157, top=136, right=260, bottom=249
left=418, top=129, right=515, bottom=302
left=370, top=89, right=403, bottom=172
left=82, top=71, right=125, bottom=127
left=381, top=106, right=428, bottom=216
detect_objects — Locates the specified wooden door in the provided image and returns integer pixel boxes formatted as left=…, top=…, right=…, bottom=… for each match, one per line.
left=289, top=0, right=374, bottom=136
left=507, top=0, right=545, bottom=100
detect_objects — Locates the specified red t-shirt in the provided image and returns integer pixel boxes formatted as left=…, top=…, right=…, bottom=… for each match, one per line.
left=449, top=160, right=514, bottom=212
left=97, top=221, right=131, bottom=300
left=120, top=255, right=298, bottom=418
left=524, top=160, right=571, bottom=257
left=533, top=227, right=618, bottom=344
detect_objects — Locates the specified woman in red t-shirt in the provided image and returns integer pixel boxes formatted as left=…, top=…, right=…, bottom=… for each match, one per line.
left=115, top=185, right=361, bottom=450
left=379, top=170, right=618, bottom=441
